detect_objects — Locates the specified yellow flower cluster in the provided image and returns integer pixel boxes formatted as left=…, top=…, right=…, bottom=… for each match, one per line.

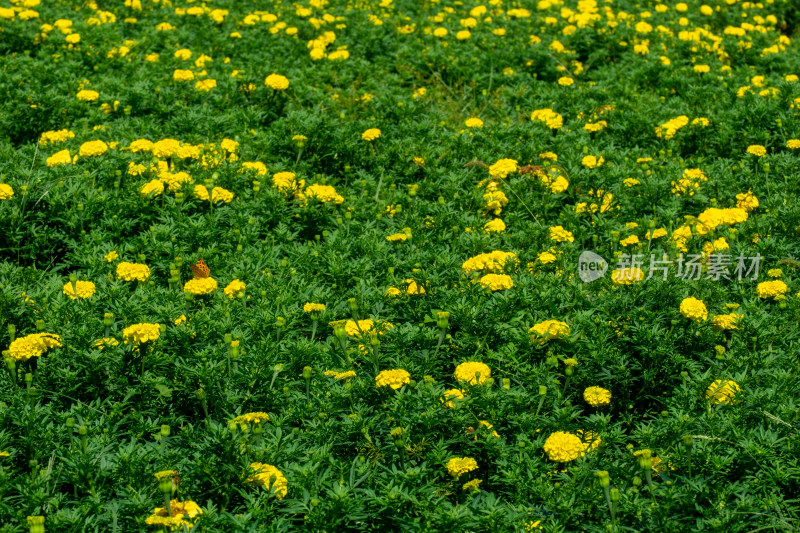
left=482, top=190, right=508, bottom=215
left=756, top=280, right=787, bottom=300
left=298, top=184, right=345, bottom=204
left=39, top=129, right=75, bottom=146
left=454, top=361, right=490, bottom=385
left=303, top=302, right=326, bottom=313
left=706, top=379, right=741, bottom=405
left=530, top=108, right=563, bottom=129
left=696, top=207, right=748, bottom=235
left=116, top=262, right=150, bottom=282
left=0, top=183, right=13, bottom=200
left=246, top=463, right=288, bottom=498
left=736, top=190, right=759, bottom=212
left=529, top=320, right=570, bottom=343
left=62, top=280, right=96, bottom=299
left=581, top=155, right=604, bottom=168
left=7, top=333, right=62, bottom=362
left=710, top=313, right=740, bottom=331
left=584, top=386, right=612, bottom=407
left=224, top=279, right=246, bottom=298
left=488, top=158, right=518, bottom=179
left=361, top=128, right=381, bottom=141
left=123, top=323, right=160, bottom=345
left=477, top=273, right=513, bottom=291
left=271, top=171, right=305, bottom=194
left=612, top=267, right=644, bottom=285
left=324, top=370, right=356, bottom=380
left=548, top=226, right=574, bottom=243
left=194, top=185, right=234, bottom=204
left=461, top=250, right=516, bottom=276
left=671, top=168, right=708, bottom=196
left=184, top=277, right=218, bottom=295
left=746, top=144, right=767, bottom=157
left=680, top=297, right=708, bottom=322
left=441, top=388, right=464, bottom=408
left=446, top=457, right=478, bottom=477
left=264, top=73, right=289, bottom=90
left=483, top=219, right=506, bottom=233
left=79, top=139, right=109, bottom=157
left=655, top=115, right=689, bottom=139
left=375, top=368, right=410, bottom=389
left=231, top=412, right=270, bottom=425
left=543, top=431, right=585, bottom=462
left=145, top=500, right=202, bottom=530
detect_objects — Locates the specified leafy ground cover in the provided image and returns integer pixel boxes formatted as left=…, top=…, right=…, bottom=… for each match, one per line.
left=1, top=0, right=800, bottom=531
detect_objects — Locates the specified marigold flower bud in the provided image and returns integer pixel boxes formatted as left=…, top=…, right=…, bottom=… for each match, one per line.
left=596, top=470, right=610, bottom=488
left=303, top=366, right=313, bottom=380
left=539, top=385, right=547, bottom=396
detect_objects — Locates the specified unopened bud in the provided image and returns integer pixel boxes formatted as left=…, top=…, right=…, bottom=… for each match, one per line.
left=160, top=425, right=170, bottom=437
left=596, top=470, right=610, bottom=488
left=436, top=311, right=450, bottom=329
left=303, top=366, right=312, bottom=380
left=539, top=385, right=547, bottom=396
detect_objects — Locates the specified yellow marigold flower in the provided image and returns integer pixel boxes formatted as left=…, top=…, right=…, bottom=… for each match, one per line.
left=92, top=337, right=119, bottom=349
left=465, top=117, right=484, bottom=128
left=446, top=457, right=478, bottom=477
left=456, top=30, right=471, bottom=40
left=756, top=280, right=787, bottom=300
left=265, top=74, right=289, bottom=90
left=680, top=297, right=708, bottom=322
left=0, top=451, right=10, bottom=457
left=462, top=251, right=517, bottom=276
left=324, top=370, right=356, bottom=380
left=271, top=171, right=304, bottom=194
left=116, top=262, right=149, bottom=282
left=483, top=190, right=508, bottom=214
left=530, top=108, right=563, bottom=129
left=536, top=251, right=557, bottom=265
left=129, top=139, right=153, bottom=153
left=530, top=320, right=570, bottom=343
left=152, top=138, right=181, bottom=158
left=787, top=139, right=800, bottom=150
left=122, top=323, right=160, bottom=345
left=194, top=185, right=233, bottom=204
left=619, top=235, right=639, bottom=247
left=76, top=89, right=99, bottom=101
left=184, top=277, right=218, bottom=295
left=46, top=149, right=74, bottom=166
left=173, top=69, right=194, bottom=81
left=39, top=129, right=75, bottom=146
left=441, top=388, right=465, bottom=408
left=402, top=279, right=425, bottom=295
left=584, top=121, right=607, bottom=132
left=478, top=273, right=513, bottom=291
left=224, top=279, right=246, bottom=299
left=303, top=303, right=325, bottom=313
left=767, top=268, right=782, bottom=278
left=581, top=155, right=605, bottom=168
left=549, top=225, right=574, bottom=243
left=747, top=145, right=767, bottom=157
left=454, top=361, right=491, bottom=385
left=145, top=500, right=202, bottom=530
left=543, top=431, right=585, bottom=462
left=79, top=140, right=108, bottom=157
left=386, top=232, right=408, bottom=242
left=241, top=161, right=268, bottom=176
left=361, top=128, right=381, bottom=141
left=484, top=218, right=506, bottom=233
left=195, top=79, right=217, bottom=92
left=140, top=179, right=164, bottom=198
left=706, top=379, right=740, bottom=405
left=710, top=313, right=740, bottom=331
left=299, top=184, right=344, bottom=204
left=0, top=183, right=14, bottom=200
left=488, top=158, right=518, bottom=179
left=736, top=190, right=759, bottom=212
left=539, top=152, right=558, bottom=161
left=375, top=368, right=410, bottom=389
left=584, top=386, right=611, bottom=407
left=558, top=76, right=574, bottom=86
left=462, top=478, right=482, bottom=492
left=245, top=463, right=288, bottom=498
left=646, top=228, right=667, bottom=239
left=8, top=333, right=62, bottom=362
left=103, top=251, right=118, bottom=263
left=62, top=280, right=96, bottom=299
left=231, top=412, right=270, bottom=425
